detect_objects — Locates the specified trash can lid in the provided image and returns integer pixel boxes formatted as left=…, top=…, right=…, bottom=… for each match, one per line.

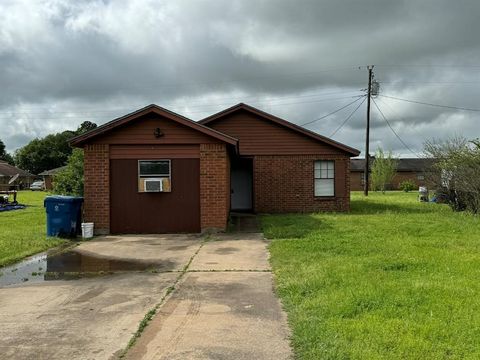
left=44, top=195, right=84, bottom=204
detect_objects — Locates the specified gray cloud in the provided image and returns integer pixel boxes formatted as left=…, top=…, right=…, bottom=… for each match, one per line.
left=1, top=0, right=480, bottom=157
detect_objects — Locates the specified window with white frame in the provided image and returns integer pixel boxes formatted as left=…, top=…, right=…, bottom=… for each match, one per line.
left=417, top=173, right=425, bottom=181
left=138, top=160, right=171, bottom=192
left=314, top=160, right=335, bottom=197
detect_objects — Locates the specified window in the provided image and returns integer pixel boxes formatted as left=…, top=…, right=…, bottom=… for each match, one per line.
left=138, top=160, right=171, bottom=192
left=417, top=173, right=425, bottom=181
left=361, top=172, right=365, bottom=185
left=314, top=161, right=335, bottom=197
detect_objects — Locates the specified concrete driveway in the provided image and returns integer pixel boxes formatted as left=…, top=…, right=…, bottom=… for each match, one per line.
left=0, top=233, right=292, bottom=360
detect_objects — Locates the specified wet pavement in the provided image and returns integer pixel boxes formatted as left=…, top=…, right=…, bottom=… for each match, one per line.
left=229, top=213, right=260, bottom=233
left=0, top=248, right=176, bottom=287
left=0, top=233, right=292, bottom=360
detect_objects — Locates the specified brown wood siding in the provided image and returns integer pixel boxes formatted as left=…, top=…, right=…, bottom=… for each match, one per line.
left=93, top=113, right=221, bottom=145
left=110, top=145, right=200, bottom=159
left=110, top=158, right=200, bottom=233
left=206, top=110, right=345, bottom=156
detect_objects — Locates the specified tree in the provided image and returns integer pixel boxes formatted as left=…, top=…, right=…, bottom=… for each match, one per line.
left=424, top=136, right=480, bottom=213
left=52, top=149, right=84, bottom=196
left=370, top=147, right=397, bottom=193
left=75, top=121, right=97, bottom=135
left=13, top=121, right=97, bottom=174
left=14, top=131, right=75, bottom=174
left=0, top=139, right=14, bottom=165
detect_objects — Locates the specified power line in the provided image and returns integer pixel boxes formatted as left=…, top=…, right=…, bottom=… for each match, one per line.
left=371, top=98, right=419, bottom=157
left=0, top=91, right=363, bottom=118
left=330, top=96, right=367, bottom=137
left=379, top=94, right=480, bottom=112
left=376, top=64, right=480, bottom=69
left=300, top=95, right=366, bottom=127
left=0, top=94, right=364, bottom=121
left=379, top=81, right=480, bottom=85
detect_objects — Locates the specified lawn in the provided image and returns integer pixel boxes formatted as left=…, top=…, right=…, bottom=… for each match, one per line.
left=0, top=191, right=65, bottom=266
left=264, top=192, right=480, bottom=359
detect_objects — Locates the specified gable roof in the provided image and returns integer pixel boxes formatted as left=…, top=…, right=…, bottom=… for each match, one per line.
left=199, top=103, right=360, bottom=156
left=351, top=158, right=435, bottom=172
left=0, top=161, right=35, bottom=177
left=39, top=165, right=67, bottom=176
left=70, top=104, right=238, bottom=147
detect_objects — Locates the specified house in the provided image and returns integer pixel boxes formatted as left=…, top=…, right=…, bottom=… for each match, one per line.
left=38, top=166, right=67, bottom=190
left=350, top=158, right=434, bottom=191
left=70, top=103, right=360, bottom=234
left=0, top=161, right=35, bottom=190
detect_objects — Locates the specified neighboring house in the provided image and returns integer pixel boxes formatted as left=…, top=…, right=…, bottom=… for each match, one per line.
left=39, top=166, right=67, bottom=190
left=0, top=161, right=35, bottom=189
left=70, top=103, right=360, bottom=235
left=350, top=158, right=434, bottom=191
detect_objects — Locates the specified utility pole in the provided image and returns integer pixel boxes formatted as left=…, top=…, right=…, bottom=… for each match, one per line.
left=364, top=65, right=374, bottom=196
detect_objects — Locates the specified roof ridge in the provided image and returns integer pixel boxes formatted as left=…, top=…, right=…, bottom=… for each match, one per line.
left=199, top=102, right=360, bottom=156
left=70, top=104, right=238, bottom=147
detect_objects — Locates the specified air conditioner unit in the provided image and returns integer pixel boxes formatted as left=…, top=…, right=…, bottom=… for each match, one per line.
left=144, top=178, right=163, bottom=192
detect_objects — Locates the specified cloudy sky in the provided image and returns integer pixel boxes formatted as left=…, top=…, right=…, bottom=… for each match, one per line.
left=2, top=0, right=480, bottom=156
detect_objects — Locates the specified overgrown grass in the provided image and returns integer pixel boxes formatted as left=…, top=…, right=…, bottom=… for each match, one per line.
left=0, top=191, right=65, bottom=266
left=264, top=192, right=480, bottom=359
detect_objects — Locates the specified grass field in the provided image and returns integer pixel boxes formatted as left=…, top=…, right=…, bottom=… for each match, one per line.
left=0, top=191, right=65, bottom=267
left=264, top=192, right=480, bottom=359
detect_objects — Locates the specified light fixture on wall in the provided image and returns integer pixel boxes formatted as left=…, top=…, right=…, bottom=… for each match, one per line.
left=154, top=128, right=164, bottom=138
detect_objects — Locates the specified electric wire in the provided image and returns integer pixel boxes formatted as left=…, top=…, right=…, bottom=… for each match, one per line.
left=379, top=94, right=480, bottom=112
left=0, top=91, right=364, bottom=118
left=300, top=95, right=366, bottom=127
left=329, top=96, right=367, bottom=137
left=371, top=97, right=419, bottom=157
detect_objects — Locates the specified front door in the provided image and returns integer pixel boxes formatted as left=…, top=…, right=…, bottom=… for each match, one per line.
left=231, top=158, right=253, bottom=211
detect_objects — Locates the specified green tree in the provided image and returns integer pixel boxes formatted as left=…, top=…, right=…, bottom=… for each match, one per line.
left=14, top=131, right=75, bottom=174
left=75, top=121, right=97, bottom=135
left=13, top=121, right=97, bottom=174
left=370, top=148, right=398, bottom=193
left=52, top=149, right=84, bottom=196
left=0, top=139, right=14, bottom=165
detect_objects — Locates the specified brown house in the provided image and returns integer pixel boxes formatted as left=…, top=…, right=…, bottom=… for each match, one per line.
left=0, top=161, right=35, bottom=190
left=71, top=103, right=359, bottom=234
left=39, top=166, right=67, bottom=190
left=350, top=158, right=434, bottom=191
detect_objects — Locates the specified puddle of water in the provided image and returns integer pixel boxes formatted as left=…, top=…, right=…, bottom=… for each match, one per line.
left=0, top=253, right=48, bottom=287
left=0, top=249, right=175, bottom=287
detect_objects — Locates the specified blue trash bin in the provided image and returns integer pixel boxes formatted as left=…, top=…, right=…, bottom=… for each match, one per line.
left=44, top=196, right=84, bottom=237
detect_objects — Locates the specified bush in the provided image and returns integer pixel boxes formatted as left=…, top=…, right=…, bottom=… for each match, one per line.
left=424, top=136, right=480, bottom=213
left=52, top=149, right=84, bottom=196
left=399, top=180, right=416, bottom=192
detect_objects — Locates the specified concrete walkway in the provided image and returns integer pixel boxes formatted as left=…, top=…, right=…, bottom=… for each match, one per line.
left=0, top=233, right=292, bottom=360
left=126, top=233, right=292, bottom=360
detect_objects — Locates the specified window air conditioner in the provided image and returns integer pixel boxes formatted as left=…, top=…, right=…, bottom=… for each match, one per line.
left=144, top=178, right=163, bottom=192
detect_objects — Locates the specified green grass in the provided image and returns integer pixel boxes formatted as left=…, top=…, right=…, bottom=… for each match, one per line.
left=0, top=191, right=66, bottom=266
left=264, top=192, right=480, bottom=359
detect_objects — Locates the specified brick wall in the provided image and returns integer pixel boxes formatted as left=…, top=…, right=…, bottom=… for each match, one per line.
left=83, top=144, right=110, bottom=234
left=200, top=143, right=229, bottom=231
left=350, top=171, right=426, bottom=191
left=254, top=155, right=350, bottom=213
left=351, top=172, right=364, bottom=191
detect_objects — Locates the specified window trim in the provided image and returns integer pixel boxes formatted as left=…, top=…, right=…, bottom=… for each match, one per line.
left=314, top=160, right=336, bottom=198
left=138, top=159, right=172, bottom=193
